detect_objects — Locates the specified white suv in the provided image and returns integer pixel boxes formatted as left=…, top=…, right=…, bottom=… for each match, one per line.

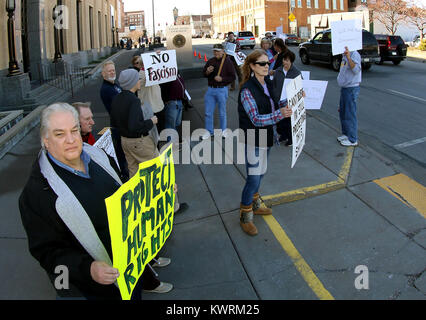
left=236, top=31, right=256, bottom=49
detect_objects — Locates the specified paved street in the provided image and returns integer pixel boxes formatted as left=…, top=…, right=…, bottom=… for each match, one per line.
left=0, top=42, right=425, bottom=301
left=194, top=39, right=426, bottom=173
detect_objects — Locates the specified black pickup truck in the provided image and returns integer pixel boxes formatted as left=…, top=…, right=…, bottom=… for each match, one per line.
left=299, top=29, right=380, bottom=71
left=375, top=34, right=407, bottom=65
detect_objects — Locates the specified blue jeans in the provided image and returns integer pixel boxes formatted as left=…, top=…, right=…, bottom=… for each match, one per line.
left=241, top=145, right=271, bottom=206
left=164, top=100, right=183, bottom=130
left=204, top=87, right=228, bottom=135
left=339, top=86, right=360, bottom=143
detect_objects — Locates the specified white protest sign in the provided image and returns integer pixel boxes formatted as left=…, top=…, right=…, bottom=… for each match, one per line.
left=331, top=19, right=362, bottom=56
left=301, top=71, right=310, bottom=80
left=224, top=42, right=237, bottom=55
left=141, top=50, right=178, bottom=86
left=286, top=75, right=306, bottom=168
left=94, top=128, right=120, bottom=169
left=280, top=79, right=293, bottom=102
left=234, top=51, right=247, bottom=66
left=302, top=80, right=328, bottom=110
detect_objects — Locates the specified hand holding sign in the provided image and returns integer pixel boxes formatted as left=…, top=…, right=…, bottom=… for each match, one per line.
left=90, top=261, right=120, bottom=285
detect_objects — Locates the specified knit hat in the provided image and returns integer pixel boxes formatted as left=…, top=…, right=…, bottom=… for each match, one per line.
left=119, top=69, right=140, bottom=90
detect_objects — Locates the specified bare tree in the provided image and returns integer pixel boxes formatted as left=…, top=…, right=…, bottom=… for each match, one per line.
left=406, top=2, right=426, bottom=40
left=370, top=0, right=408, bottom=35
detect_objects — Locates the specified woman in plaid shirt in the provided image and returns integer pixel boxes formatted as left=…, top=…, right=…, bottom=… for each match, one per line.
left=237, top=50, right=292, bottom=236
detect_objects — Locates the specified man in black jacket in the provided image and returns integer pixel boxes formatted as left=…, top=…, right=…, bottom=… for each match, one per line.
left=19, top=103, right=166, bottom=299
left=110, top=69, right=159, bottom=178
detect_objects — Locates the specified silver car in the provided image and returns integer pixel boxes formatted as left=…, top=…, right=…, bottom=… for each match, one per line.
left=236, top=31, right=256, bottom=49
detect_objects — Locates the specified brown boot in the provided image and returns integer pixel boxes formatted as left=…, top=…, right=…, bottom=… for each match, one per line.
left=240, top=204, right=258, bottom=236
left=252, top=193, right=272, bottom=215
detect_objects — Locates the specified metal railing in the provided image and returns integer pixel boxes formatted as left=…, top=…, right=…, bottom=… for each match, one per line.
left=36, top=60, right=86, bottom=97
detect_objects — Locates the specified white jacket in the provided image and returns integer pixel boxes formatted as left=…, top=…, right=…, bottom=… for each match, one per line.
left=138, top=70, right=164, bottom=113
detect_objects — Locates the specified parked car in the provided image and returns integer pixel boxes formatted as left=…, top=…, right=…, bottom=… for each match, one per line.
left=236, top=31, right=256, bottom=49
left=299, top=29, right=380, bottom=71
left=374, top=34, right=407, bottom=65
left=283, top=33, right=301, bottom=45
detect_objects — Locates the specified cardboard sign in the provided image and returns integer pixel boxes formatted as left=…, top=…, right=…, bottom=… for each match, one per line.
left=234, top=51, right=247, bottom=66
left=224, top=42, right=237, bottom=55
left=331, top=19, right=362, bottom=56
left=141, top=50, right=178, bottom=87
left=301, top=71, right=310, bottom=80
left=286, top=75, right=306, bottom=168
left=94, top=128, right=119, bottom=169
left=302, top=80, right=328, bottom=110
left=105, top=144, right=175, bottom=300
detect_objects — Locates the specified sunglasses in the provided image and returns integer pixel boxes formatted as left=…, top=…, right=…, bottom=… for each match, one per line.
left=254, top=61, right=271, bottom=67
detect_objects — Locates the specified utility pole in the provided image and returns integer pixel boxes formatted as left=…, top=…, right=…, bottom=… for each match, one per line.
left=152, top=0, right=155, bottom=38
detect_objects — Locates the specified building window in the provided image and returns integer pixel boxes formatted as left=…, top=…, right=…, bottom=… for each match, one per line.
left=298, top=0, right=302, bottom=7
left=291, top=0, right=296, bottom=8
left=325, top=0, right=329, bottom=10
left=340, top=0, right=344, bottom=10
left=307, top=0, right=311, bottom=8
left=333, top=0, right=337, bottom=9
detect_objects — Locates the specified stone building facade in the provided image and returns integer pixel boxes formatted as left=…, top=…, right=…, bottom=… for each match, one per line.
left=0, top=0, right=118, bottom=110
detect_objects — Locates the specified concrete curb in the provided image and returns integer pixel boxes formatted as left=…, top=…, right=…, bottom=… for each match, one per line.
left=406, top=56, right=426, bottom=63
left=0, top=105, right=45, bottom=159
left=262, top=148, right=354, bottom=207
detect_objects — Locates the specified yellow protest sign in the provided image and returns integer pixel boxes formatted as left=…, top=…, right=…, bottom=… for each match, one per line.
left=105, top=144, right=175, bottom=300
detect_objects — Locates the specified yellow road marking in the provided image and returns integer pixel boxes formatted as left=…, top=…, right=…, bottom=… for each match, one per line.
left=262, top=147, right=354, bottom=206
left=257, top=147, right=354, bottom=300
left=374, top=173, right=426, bottom=218
left=263, top=214, right=335, bottom=300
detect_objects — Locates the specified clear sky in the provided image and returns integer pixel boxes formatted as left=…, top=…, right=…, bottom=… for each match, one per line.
left=123, top=0, right=211, bottom=16
left=123, top=0, right=211, bottom=35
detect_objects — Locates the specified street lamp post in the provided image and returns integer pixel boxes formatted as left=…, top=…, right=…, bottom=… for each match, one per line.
left=111, top=27, right=115, bottom=47
left=6, top=0, right=22, bottom=76
left=52, top=6, right=62, bottom=63
left=152, top=0, right=155, bottom=39
left=116, top=28, right=120, bottom=48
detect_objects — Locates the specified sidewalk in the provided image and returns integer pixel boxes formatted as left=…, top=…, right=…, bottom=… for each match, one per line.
left=0, top=49, right=425, bottom=300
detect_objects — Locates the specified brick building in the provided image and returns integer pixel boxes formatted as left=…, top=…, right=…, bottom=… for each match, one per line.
left=124, top=10, right=145, bottom=31
left=211, top=0, right=348, bottom=39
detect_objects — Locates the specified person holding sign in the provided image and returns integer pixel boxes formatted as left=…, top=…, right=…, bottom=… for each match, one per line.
left=337, top=46, right=361, bottom=147
left=272, top=50, right=302, bottom=146
left=225, top=32, right=242, bottom=91
left=18, top=103, right=164, bottom=300
left=202, top=43, right=236, bottom=140
left=237, top=50, right=292, bottom=236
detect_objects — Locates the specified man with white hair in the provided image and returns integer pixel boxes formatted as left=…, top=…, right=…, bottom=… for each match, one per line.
left=99, top=60, right=129, bottom=181
left=19, top=103, right=170, bottom=299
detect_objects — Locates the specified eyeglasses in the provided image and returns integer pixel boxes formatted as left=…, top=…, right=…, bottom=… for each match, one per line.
left=254, top=61, right=271, bottom=67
